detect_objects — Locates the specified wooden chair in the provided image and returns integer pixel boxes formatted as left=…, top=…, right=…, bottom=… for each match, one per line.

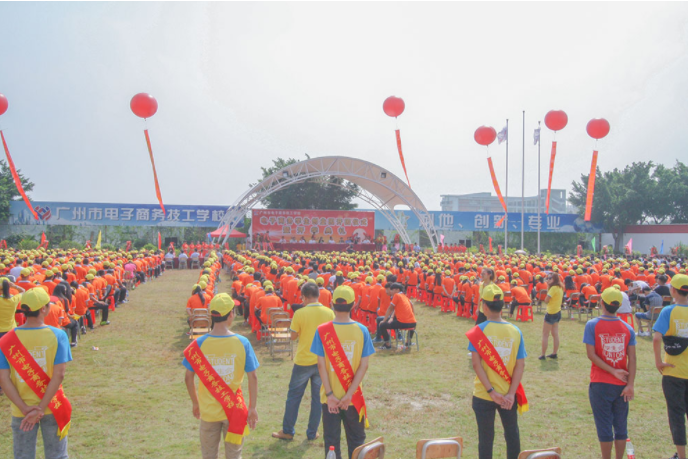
left=189, top=310, right=211, bottom=339
left=122, top=270, right=135, bottom=291
left=517, top=446, right=562, bottom=459
left=351, top=436, right=384, bottom=459
left=269, top=318, right=293, bottom=359
left=416, top=437, right=463, bottom=459
left=536, top=289, right=548, bottom=313
left=579, top=294, right=601, bottom=322
left=638, top=305, right=664, bottom=334
left=165, top=259, right=174, bottom=269
left=178, top=258, right=187, bottom=269
left=565, top=292, right=580, bottom=319
left=191, top=258, right=201, bottom=270
left=663, top=295, right=673, bottom=306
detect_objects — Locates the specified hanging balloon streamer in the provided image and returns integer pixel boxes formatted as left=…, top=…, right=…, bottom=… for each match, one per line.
left=489, top=237, right=493, bottom=253
left=544, top=110, right=568, bottom=214
left=131, top=93, right=166, bottom=214
left=475, top=126, right=507, bottom=225
left=584, top=118, right=610, bottom=221
left=0, top=94, right=39, bottom=220
left=158, top=232, right=162, bottom=250
left=383, top=96, right=411, bottom=187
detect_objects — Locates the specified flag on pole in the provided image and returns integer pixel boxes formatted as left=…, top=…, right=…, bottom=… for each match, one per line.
left=591, top=237, right=596, bottom=252
left=158, top=232, right=162, bottom=250
left=95, top=231, right=102, bottom=249
left=1, top=131, right=38, bottom=220
left=625, top=238, right=633, bottom=254
left=497, top=125, right=508, bottom=144
left=533, top=127, right=540, bottom=145
left=660, top=240, right=664, bottom=254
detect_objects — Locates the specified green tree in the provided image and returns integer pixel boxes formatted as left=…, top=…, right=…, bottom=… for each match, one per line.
left=0, top=159, right=35, bottom=222
left=252, top=156, right=359, bottom=210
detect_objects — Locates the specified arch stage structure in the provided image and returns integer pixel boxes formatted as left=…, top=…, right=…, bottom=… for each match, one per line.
left=217, top=156, right=440, bottom=251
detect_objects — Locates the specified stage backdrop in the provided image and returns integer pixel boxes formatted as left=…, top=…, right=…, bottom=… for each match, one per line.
left=252, top=209, right=375, bottom=243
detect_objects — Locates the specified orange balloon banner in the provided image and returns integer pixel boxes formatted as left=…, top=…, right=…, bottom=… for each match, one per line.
left=395, top=129, right=411, bottom=188
left=144, top=129, right=166, bottom=215
left=0, top=131, right=38, bottom=220
left=584, top=150, right=598, bottom=221
left=545, top=141, right=557, bottom=214
left=487, top=157, right=508, bottom=213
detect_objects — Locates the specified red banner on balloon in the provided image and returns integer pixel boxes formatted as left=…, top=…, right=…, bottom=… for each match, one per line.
left=395, top=130, right=411, bottom=188
left=546, top=141, right=557, bottom=214
left=0, top=131, right=38, bottom=220
left=487, top=157, right=507, bottom=213
left=144, top=129, right=166, bottom=215
left=584, top=150, right=598, bottom=221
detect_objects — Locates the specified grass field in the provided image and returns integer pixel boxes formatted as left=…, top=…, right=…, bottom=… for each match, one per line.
left=0, top=269, right=677, bottom=458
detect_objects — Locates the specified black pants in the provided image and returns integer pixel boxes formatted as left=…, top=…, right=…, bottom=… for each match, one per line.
left=117, top=287, right=127, bottom=303
left=377, top=318, right=415, bottom=342
left=89, top=303, right=109, bottom=325
left=63, top=318, right=78, bottom=343
left=472, top=396, right=520, bottom=459
left=254, top=309, right=264, bottom=327
left=322, top=404, right=366, bottom=459
left=80, top=313, right=93, bottom=329
left=662, top=375, right=688, bottom=446
left=135, top=272, right=145, bottom=284
left=509, top=301, right=530, bottom=316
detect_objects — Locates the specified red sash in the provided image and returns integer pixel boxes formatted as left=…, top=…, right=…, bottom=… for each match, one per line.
left=466, top=325, right=529, bottom=414
left=183, top=340, right=248, bottom=444
left=0, top=329, right=72, bottom=439
left=317, top=322, right=369, bottom=427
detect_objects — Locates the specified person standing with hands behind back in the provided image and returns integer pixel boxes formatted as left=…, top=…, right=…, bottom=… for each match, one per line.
left=311, top=285, right=375, bottom=459
left=183, top=293, right=259, bottom=459
left=466, top=284, right=528, bottom=459
left=583, top=287, right=636, bottom=459
left=653, top=274, right=688, bottom=459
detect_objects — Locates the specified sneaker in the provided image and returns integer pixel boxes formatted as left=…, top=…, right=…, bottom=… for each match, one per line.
left=70, top=342, right=77, bottom=348
left=81, top=326, right=87, bottom=334
left=668, top=453, right=679, bottom=459
left=538, top=355, right=546, bottom=360
left=372, top=337, right=383, bottom=344
left=100, top=321, right=110, bottom=326
left=378, top=343, right=392, bottom=350
left=271, top=430, right=293, bottom=440
left=547, top=353, right=558, bottom=359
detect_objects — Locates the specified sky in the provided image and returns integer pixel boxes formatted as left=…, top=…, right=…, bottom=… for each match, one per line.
left=1, top=2, right=687, bottom=212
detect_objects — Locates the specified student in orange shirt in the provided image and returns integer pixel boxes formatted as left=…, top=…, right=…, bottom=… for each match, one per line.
left=53, top=283, right=79, bottom=347
left=316, top=278, right=333, bottom=308
left=376, top=283, right=416, bottom=349
left=187, top=284, right=209, bottom=319
left=257, top=285, right=283, bottom=326
left=533, top=275, right=548, bottom=302
left=509, top=280, right=531, bottom=318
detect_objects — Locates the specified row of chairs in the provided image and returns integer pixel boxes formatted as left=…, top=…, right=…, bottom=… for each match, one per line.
left=352, top=435, right=561, bottom=459
left=166, top=257, right=202, bottom=270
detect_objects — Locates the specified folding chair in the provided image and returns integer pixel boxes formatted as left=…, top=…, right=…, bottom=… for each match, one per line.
left=394, top=326, right=419, bottom=351
left=536, top=289, right=548, bottom=314
left=265, top=310, right=289, bottom=344
left=638, top=305, right=664, bottom=334
left=566, top=292, right=580, bottom=319
left=189, top=310, right=211, bottom=339
left=165, top=259, right=174, bottom=269
left=579, top=294, right=600, bottom=322
left=663, top=295, right=673, bottom=306
left=517, top=446, right=561, bottom=459
left=269, top=318, right=293, bottom=359
left=352, top=436, right=385, bottom=459
left=191, top=258, right=201, bottom=270
left=416, top=436, right=462, bottom=458
left=501, top=292, right=511, bottom=311
left=178, top=258, right=187, bottom=269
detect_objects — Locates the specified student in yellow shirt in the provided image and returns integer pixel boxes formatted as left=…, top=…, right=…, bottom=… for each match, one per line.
left=541, top=272, right=564, bottom=360
left=272, top=282, right=335, bottom=441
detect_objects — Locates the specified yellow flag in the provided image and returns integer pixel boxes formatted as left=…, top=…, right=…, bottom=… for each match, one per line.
left=95, top=230, right=102, bottom=249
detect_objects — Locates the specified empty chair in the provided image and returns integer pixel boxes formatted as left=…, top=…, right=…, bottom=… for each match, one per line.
left=518, top=446, right=561, bottom=459
left=189, top=310, right=211, bottom=339
left=351, top=436, right=385, bottom=459
left=416, top=437, right=462, bottom=459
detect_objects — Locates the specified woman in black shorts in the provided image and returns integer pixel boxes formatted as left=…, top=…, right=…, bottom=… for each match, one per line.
left=540, top=272, right=564, bottom=360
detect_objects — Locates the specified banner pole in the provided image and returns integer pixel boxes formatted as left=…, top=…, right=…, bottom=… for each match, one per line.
left=521, top=110, right=525, bottom=251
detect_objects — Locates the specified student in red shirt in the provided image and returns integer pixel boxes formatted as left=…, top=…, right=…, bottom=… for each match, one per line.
left=583, top=287, right=636, bottom=459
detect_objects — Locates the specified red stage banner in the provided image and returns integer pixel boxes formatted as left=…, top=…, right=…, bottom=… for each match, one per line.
left=584, top=150, right=598, bottom=221
left=252, top=209, right=375, bottom=244
left=546, top=141, right=557, bottom=214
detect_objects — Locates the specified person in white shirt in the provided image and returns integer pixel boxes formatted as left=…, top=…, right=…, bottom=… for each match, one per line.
left=164, top=249, right=175, bottom=260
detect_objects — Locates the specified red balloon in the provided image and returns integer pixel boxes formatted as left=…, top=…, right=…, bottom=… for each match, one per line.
left=474, top=126, right=497, bottom=146
left=587, top=118, right=610, bottom=139
left=130, top=93, right=158, bottom=119
left=544, top=110, right=568, bottom=131
left=383, top=96, right=405, bottom=118
left=0, top=93, right=7, bottom=116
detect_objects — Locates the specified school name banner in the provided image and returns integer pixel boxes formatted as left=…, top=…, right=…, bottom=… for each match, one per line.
left=252, top=209, right=375, bottom=242
left=9, top=201, right=232, bottom=228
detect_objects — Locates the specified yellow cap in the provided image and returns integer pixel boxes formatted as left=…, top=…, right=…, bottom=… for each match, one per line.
left=601, top=287, right=623, bottom=306
left=316, top=277, right=325, bottom=285
left=20, top=268, right=31, bottom=277
left=85, top=274, right=95, bottom=280
left=21, top=288, right=50, bottom=311
left=333, top=285, right=355, bottom=305
left=671, top=274, right=688, bottom=294
left=365, top=276, right=373, bottom=284
left=199, top=281, right=207, bottom=289
left=482, top=284, right=503, bottom=302
left=209, top=293, right=235, bottom=317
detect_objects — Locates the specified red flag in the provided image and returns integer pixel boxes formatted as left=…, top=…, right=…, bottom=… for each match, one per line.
left=157, top=232, right=162, bottom=250
left=584, top=150, right=598, bottom=221
left=144, top=129, right=165, bottom=215
left=487, top=157, right=507, bottom=213
left=0, top=131, right=38, bottom=220
left=125, top=241, right=132, bottom=252
left=496, top=214, right=506, bottom=227
left=395, top=130, right=411, bottom=188
left=545, top=141, right=557, bottom=214
left=489, top=237, right=493, bottom=253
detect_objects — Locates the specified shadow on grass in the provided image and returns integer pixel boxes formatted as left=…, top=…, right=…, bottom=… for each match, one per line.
left=538, top=359, right=560, bottom=371
left=247, top=438, right=317, bottom=459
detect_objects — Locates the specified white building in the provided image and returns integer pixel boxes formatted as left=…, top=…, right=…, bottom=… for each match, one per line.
left=440, top=189, right=568, bottom=214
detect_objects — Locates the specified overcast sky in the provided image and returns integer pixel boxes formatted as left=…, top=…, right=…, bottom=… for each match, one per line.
left=1, top=2, right=687, bottom=211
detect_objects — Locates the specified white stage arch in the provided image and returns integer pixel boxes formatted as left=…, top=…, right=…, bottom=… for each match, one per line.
left=217, top=156, right=440, bottom=251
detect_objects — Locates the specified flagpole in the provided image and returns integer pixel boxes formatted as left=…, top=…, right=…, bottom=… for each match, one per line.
left=537, top=121, right=541, bottom=255
left=505, top=118, right=509, bottom=252
left=521, top=110, right=525, bottom=251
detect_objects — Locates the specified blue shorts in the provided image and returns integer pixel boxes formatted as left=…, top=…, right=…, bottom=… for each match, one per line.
left=589, top=382, right=629, bottom=442
left=635, top=312, right=651, bottom=321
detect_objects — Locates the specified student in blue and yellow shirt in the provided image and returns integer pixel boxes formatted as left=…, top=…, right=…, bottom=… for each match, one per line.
left=311, top=286, right=375, bottom=459
left=183, top=293, right=259, bottom=459
left=468, top=283, right=526, bottom=459
left=0, top=288, right=72, bottom=459
left=653, top=274, right=688, bottom=459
